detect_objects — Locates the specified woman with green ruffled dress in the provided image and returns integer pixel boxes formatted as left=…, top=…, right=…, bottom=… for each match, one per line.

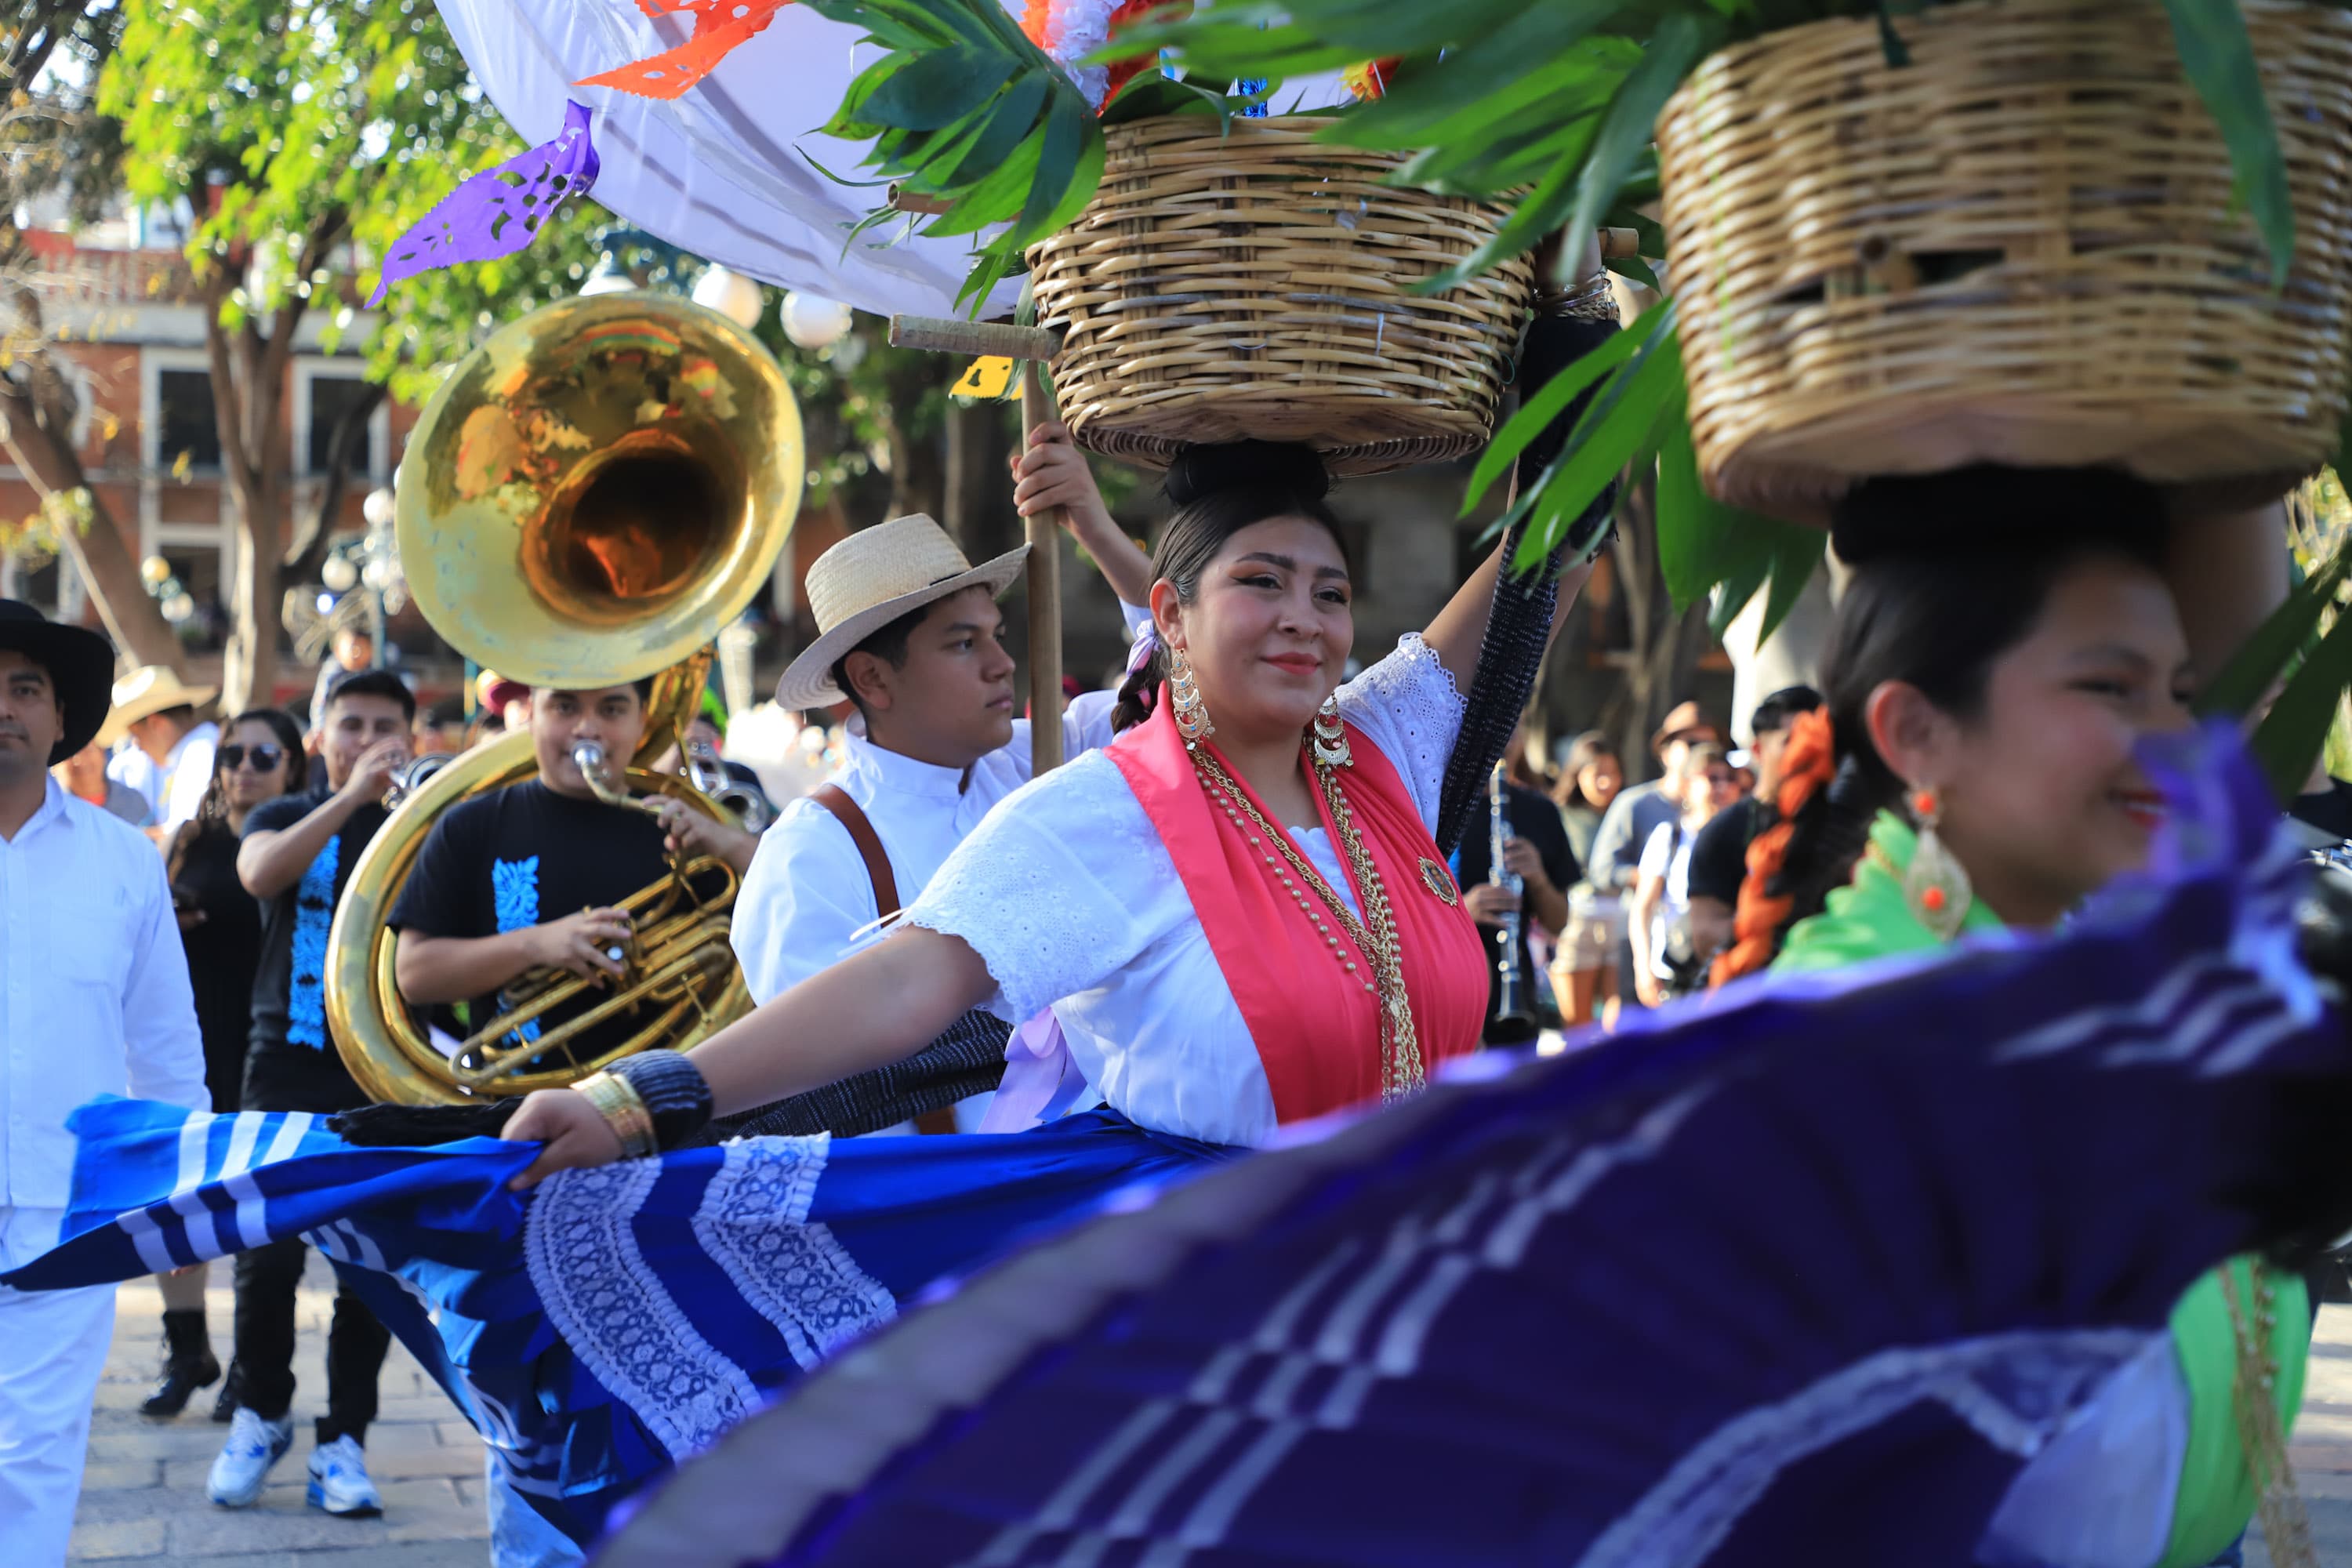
left=1715, top=466, right=2310, bottom=1568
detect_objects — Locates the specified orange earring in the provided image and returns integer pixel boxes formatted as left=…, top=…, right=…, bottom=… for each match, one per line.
left=1904, top=783, right=1972, bottom=941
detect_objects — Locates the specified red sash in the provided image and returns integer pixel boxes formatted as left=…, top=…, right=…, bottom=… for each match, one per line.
left=1106, top=696, right=1489, bottom=1124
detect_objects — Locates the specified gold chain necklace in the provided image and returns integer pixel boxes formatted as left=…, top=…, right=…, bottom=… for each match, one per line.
left=1190, top=746, right=1426, bottom=1100
left=2219, top=1263, right=2316, bottom=1568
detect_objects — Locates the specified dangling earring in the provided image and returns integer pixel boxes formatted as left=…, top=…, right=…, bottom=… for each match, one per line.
left=1904, top=786, right=1973, bottom=942
left=1309, top=692, right=1352, bottom=768
left=1169, top=645, right=1214, bottom=749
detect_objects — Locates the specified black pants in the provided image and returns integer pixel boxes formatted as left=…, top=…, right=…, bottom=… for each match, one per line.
left=230, top=1237, right=390, bottom=1443
left=232, top=1045, right=387, bottom=1443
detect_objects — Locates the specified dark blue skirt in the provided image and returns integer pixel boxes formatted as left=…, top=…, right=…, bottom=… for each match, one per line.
left=9, top=1098, right=1228, bottom=1543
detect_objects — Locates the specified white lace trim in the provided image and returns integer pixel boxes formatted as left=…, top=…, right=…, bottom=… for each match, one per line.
left=691, top=1137, right=896, bottom=1370
left=1575, top=1328, right=2151, bottom=1568
left=1335, top=633, right=1465, bottom=832
left=525, top=1160, right=761, bottom=1460
left=903, top=750, right=1169, bottom=1024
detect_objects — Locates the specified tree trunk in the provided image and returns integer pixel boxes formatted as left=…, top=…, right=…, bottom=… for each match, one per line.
left=205, top=314, right=292, bottom=713
left=283, top=379, right=385, bottom=586
left=0, top=288, right=182, bottom=670
left=220, top=473, right=285, bottom=711
left=879, top=352, right=948, bottom=524
left=1608, top=473, right=1710, bottom=783
left=943, top=399, right=1017, bottom=564
left=0, top=384, right=183, bottom=670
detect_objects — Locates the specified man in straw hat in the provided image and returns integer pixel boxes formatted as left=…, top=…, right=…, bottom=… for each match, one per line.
left=728, top=423, right=1149, bottom=1136
left=0, top=601, right=207, bottom=1562
left=100, top=662, right=220, bottom=834
left=1587, top=699, right=1723, bottom=1011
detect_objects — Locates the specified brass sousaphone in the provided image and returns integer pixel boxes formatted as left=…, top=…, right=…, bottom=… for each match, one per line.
left=326, top=293, right=804, bottom=1103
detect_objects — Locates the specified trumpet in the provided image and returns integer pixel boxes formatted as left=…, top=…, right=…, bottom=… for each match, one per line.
left=382, top=752, right=455, bottom=812
left=572, top=739, right=667, bottom=818
left=684, top=735, right=775, bottom=835
left=1489, top=760, right=1536, bottom=1033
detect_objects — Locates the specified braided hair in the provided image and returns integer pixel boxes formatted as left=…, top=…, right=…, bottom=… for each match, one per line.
left=1710, top=466, right=2172, bottom=982
left=1111, top=441, right=1347, bottom=733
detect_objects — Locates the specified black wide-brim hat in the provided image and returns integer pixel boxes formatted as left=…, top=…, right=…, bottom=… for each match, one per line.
left=0, top=600, right=117, bottom=764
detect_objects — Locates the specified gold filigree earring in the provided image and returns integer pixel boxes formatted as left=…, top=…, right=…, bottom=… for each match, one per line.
left=1904, top=786, right=1973, bottom=942
left=1169, top=645, right=1214, bottom=749
left=1309, top=693, right=1351, bottom=768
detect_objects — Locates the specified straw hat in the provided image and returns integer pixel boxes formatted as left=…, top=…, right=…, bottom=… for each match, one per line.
left=775, top=515, right=1028, bottom=710
left=1649, top=699, right=1722, bottom=757
left=94, top=664, right=218, bottom=750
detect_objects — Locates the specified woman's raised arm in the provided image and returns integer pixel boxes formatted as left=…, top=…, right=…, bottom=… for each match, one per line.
left=1420, top=547, right=1595, bottom=693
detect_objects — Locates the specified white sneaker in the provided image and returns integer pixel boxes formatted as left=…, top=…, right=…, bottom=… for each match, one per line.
left=207, top=1406, right=294, bottom=1508
left=306, top=1434, right=383, bottom=1518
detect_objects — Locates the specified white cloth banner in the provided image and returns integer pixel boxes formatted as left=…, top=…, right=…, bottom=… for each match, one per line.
left=434, top=0, right=1351, bottom=318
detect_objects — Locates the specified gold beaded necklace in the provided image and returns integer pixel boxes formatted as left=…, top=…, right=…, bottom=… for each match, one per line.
left=1189, top=745, right=1426, bottom=1101
left=2219, top=1264, right=2316, bottom=1568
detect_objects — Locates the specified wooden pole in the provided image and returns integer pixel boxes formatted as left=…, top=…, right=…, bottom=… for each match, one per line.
left=888, top=315, right=1062, bottom=360
left=1021, top=364, right=1064, bottom=775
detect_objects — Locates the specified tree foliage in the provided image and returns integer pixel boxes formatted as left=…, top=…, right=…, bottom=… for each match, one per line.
left=97, top=0, right=608, bottom=704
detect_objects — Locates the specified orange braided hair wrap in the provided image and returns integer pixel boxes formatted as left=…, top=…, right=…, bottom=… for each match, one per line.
left=1709, top=707, right=1835, bottom=988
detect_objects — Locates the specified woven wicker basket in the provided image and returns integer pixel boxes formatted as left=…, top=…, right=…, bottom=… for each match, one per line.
left=1657, top=0, right=2352, bottom=522
left=1025, top=116, right=1535, bottom=477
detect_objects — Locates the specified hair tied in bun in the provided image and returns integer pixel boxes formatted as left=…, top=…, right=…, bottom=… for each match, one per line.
left=1828, top=464, right=2166, bottom=568
left=1163, top=441, right=1331, bottom=509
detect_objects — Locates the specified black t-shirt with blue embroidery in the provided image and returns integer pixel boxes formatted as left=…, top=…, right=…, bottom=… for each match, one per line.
left=386, top=779, right=678, bottom=1067
left=242, top=789, right=390, bottom=1109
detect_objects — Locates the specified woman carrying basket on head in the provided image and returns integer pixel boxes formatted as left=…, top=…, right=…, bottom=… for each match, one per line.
left=1714, top=466, right=2314, bottom=1568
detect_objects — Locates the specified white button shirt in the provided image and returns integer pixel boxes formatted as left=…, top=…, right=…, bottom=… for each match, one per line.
left=0, top=779, right=208, bottom=1207
left=732, top=691, right=1125, bottom=1004
left=106, top=720, right=219, bottom=831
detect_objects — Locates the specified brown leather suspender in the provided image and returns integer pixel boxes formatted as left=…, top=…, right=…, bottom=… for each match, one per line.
left=807, top=785, right=957, bottom=1134
left=809, top=784, right=899, bottom=916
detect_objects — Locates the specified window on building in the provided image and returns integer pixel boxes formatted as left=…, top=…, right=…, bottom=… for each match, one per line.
left=307, top=374, right=378, bottom=476
left=155, top=368, right=221, bottom=472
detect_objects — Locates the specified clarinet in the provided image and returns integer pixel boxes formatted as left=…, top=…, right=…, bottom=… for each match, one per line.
left=1489, top=760, right=1535, bottom=1029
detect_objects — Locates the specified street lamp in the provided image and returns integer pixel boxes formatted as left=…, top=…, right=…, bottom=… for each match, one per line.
left=580, top=256, right=638, bottom=296
left=691, top=263, right=765, bottom=330
left=780, top=291, right=853, bottom=351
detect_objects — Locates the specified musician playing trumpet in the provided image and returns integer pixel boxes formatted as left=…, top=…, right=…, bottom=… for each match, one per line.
left=389, top=680, right=756, bottom=1052
left=1450, top=725, right=1575, bottom=1045
left=216, top=668, right=419, bottom=1516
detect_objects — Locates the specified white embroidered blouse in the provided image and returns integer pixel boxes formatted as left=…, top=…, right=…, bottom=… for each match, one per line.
left=901, top=635, right=1466, bottom=1148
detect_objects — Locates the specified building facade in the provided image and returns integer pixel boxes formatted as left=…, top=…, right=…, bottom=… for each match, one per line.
left=0, top=223, right=419, bottom=704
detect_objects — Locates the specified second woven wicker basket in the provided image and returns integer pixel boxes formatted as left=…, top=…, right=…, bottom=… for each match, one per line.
left=1657, top=0, right=2352, bottom=522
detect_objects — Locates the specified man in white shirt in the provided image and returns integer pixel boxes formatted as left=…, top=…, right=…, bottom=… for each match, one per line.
left=100, top=664, right=221, bottom=833
left=730, top=423, right=1149, bottom=1133
left=0, top=601, right=208, bottom=1564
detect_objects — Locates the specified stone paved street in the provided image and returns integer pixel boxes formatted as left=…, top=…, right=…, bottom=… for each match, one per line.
left=64, top=1260, right=2352, bottom=1565
left=69, top=1254, right=485, bottom=1567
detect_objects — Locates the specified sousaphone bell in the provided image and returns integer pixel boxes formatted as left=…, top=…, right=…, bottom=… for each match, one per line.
left=325, top=293, right=803, bottom=1103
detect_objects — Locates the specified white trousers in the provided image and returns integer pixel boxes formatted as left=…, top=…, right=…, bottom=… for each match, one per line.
left=0, top=1207, right=114, bottom=1566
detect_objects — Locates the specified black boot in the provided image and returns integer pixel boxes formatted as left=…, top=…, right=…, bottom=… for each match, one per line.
left=140, top=1308, right=220, bottom=1418
left=211, top=1359, right=241, bottom=1423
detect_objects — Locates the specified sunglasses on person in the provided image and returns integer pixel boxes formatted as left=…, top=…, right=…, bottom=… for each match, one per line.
left=218, top=743, right=285, bottom=773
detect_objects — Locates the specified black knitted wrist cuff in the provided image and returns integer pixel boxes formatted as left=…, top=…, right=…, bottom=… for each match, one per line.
left=606, top=1050, right=713, bottom=1151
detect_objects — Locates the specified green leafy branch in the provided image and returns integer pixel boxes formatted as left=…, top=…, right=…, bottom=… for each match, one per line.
left=800, top=0, right=1239, bottom=314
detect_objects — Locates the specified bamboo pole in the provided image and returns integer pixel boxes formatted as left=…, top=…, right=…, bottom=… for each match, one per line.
left=1020, top=364, right=1064, bottom=775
